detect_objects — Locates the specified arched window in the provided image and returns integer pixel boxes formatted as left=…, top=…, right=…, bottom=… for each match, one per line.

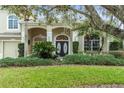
left=84, top=34, right=100, bottom=51
left=8, top=15, right=18, bottom=29
left=56, top=35, right=68, bottom=40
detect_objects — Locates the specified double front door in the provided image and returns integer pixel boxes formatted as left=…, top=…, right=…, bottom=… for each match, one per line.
left=56, top=41, right=69, bottom=57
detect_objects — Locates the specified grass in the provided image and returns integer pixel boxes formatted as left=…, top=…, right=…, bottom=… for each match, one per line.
left=0, top=65, right=124, bottom=88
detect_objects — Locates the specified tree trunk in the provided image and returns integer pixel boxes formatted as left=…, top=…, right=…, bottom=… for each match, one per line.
left=85, top=6, right=124, bottom=38
left=98, top=37, right=104, bottom=54
left=68, top=6, right=124, bottom=39
left=102, top=5, right=124, bottom=23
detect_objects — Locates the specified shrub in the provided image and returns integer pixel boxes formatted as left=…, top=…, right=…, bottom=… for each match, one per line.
left=109, top=41, right=121, bottom=50
left=18, top=43, right=24, bottom=57
left=109, top=51, right=124, bottom=59
left=0, top=57, right=56, bottom=67
left=32, top=41, right=56, bottom=58
left=63, top=54, right=124, bottom=66
left=73, top=41, right=79, bottom=53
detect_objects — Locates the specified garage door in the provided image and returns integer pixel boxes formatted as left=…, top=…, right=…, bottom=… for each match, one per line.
left=3, top=41, right=19, bottom=58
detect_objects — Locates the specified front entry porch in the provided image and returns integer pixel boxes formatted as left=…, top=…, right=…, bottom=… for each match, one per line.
left=28, top=27, right=47, bottom=54
left=26, top=26, right=73, bottom=56
left=52, top=27, right=72, bottom=56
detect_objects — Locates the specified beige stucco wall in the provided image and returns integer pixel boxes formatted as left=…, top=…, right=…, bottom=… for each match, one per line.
left=0, top=9, right=119, bottom=58
left=0, top=10, right=21, bottom=58
left=0, top=10, right=8, bottom=33
left=0, top=10, right=21, bottom=33
left=28, top=28, right=47, bottom=54
left=52, top=27, right=71, bottom=41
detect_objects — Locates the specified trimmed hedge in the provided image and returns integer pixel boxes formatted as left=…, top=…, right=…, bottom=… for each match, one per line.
left=1, top=54, right=124, bottom=67
left=63, top=54, right=124, bottom=66
left=18, top=43, right=24, bottom=57
left=109, top=41, right=121, bottom=50
left=73, top=41, right=79, bottom=53
left=0, top=57, right=56, bottom=67
left=109, top=51, right=124, bottom=59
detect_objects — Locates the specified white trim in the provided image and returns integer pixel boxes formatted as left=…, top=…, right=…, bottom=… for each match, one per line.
left=100, top=37, right=102, bottom=48
left=2, top=40, right=21, bottom=42
left=7, top=14, right=20, bottom=31
left=54, top=34, right=71, bottom=55
left=28, top=26, right=46, bottom=31
left=56, top=40, right=69, bottom=41
left=55, top=34, right=69, bottom=40
left=84, top=35, right=100, bottom=51
left=54, top=34, right=69, bottom=42
left=0, top=35, right=21, bottom=37
left=6, top=30, right=21, bottom=33
left=52, top=26, right=71, bottom=30
left=0, top=40, right=21, bottom=59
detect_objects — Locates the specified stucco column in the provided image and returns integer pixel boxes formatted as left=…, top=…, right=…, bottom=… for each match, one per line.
left=103, top=33, right=109, bottom=53
left=21, top=24, right=25, bottom=43
left=73, top=31, right=78, bottom=41
left=47, top=25, right=52, bottom=42
left=122, top=40, right=124, bottom=49
left=79, top=35, right=84, bottom=52
left=0, top=40, right=4, bottom=59
left=20, top=22, right=29, bottom=56
left=20, top=23, right=25, bottom=43
left=23, top=20, right=29, bottom=57
left=100, top=37, right=102, bottom=48
left=69, top=31, right=73, bottom=54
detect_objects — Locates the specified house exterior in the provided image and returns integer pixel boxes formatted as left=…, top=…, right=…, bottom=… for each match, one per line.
left=0, top=10, right=113, bottom=59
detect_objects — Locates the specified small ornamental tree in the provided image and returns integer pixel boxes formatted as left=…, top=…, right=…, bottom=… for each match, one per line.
left=73, top=41, right=79, bottom=53
left=18, top=43, right=24, bottom=57
left=32, top=41, right=56, bottom=58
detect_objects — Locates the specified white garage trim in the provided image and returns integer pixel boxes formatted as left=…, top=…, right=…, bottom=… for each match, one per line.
left=0, top=40, right=21, bottom=58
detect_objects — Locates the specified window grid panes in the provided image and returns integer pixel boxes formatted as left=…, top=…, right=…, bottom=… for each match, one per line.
left=84, top=38, right=100, bottom=51
left=8, top=15, right=18, bottom=29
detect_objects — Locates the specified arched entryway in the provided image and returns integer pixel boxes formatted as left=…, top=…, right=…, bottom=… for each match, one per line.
left=52, top=27, right=71, bottom=56
left=55, top=34, right=69, bottom=56
left=28, top=27, right=47, bottom=54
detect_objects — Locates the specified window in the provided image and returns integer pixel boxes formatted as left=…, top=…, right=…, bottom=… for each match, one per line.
left=8, top=15, right=19, bottom=29
left=84, top=34, right=100, bottom=51
left=56, top=35, right=68, bottom=40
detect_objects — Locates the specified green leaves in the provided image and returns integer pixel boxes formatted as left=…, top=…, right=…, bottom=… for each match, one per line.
left=0, top=57, right=54, bottom=67
left=32, top=41, right=56, bottom=58
left=63, top=54, right=124, bottom=66
left=73, top=41, right=79, bottom=53
left=1, top=5, right=39, bottom=20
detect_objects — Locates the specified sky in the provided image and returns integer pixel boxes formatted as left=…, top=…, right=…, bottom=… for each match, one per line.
left=13, top=5, right=123, bottom=29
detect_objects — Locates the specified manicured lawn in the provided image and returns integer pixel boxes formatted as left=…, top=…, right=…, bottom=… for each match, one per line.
left=0, top=65, right=124, bottom=88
